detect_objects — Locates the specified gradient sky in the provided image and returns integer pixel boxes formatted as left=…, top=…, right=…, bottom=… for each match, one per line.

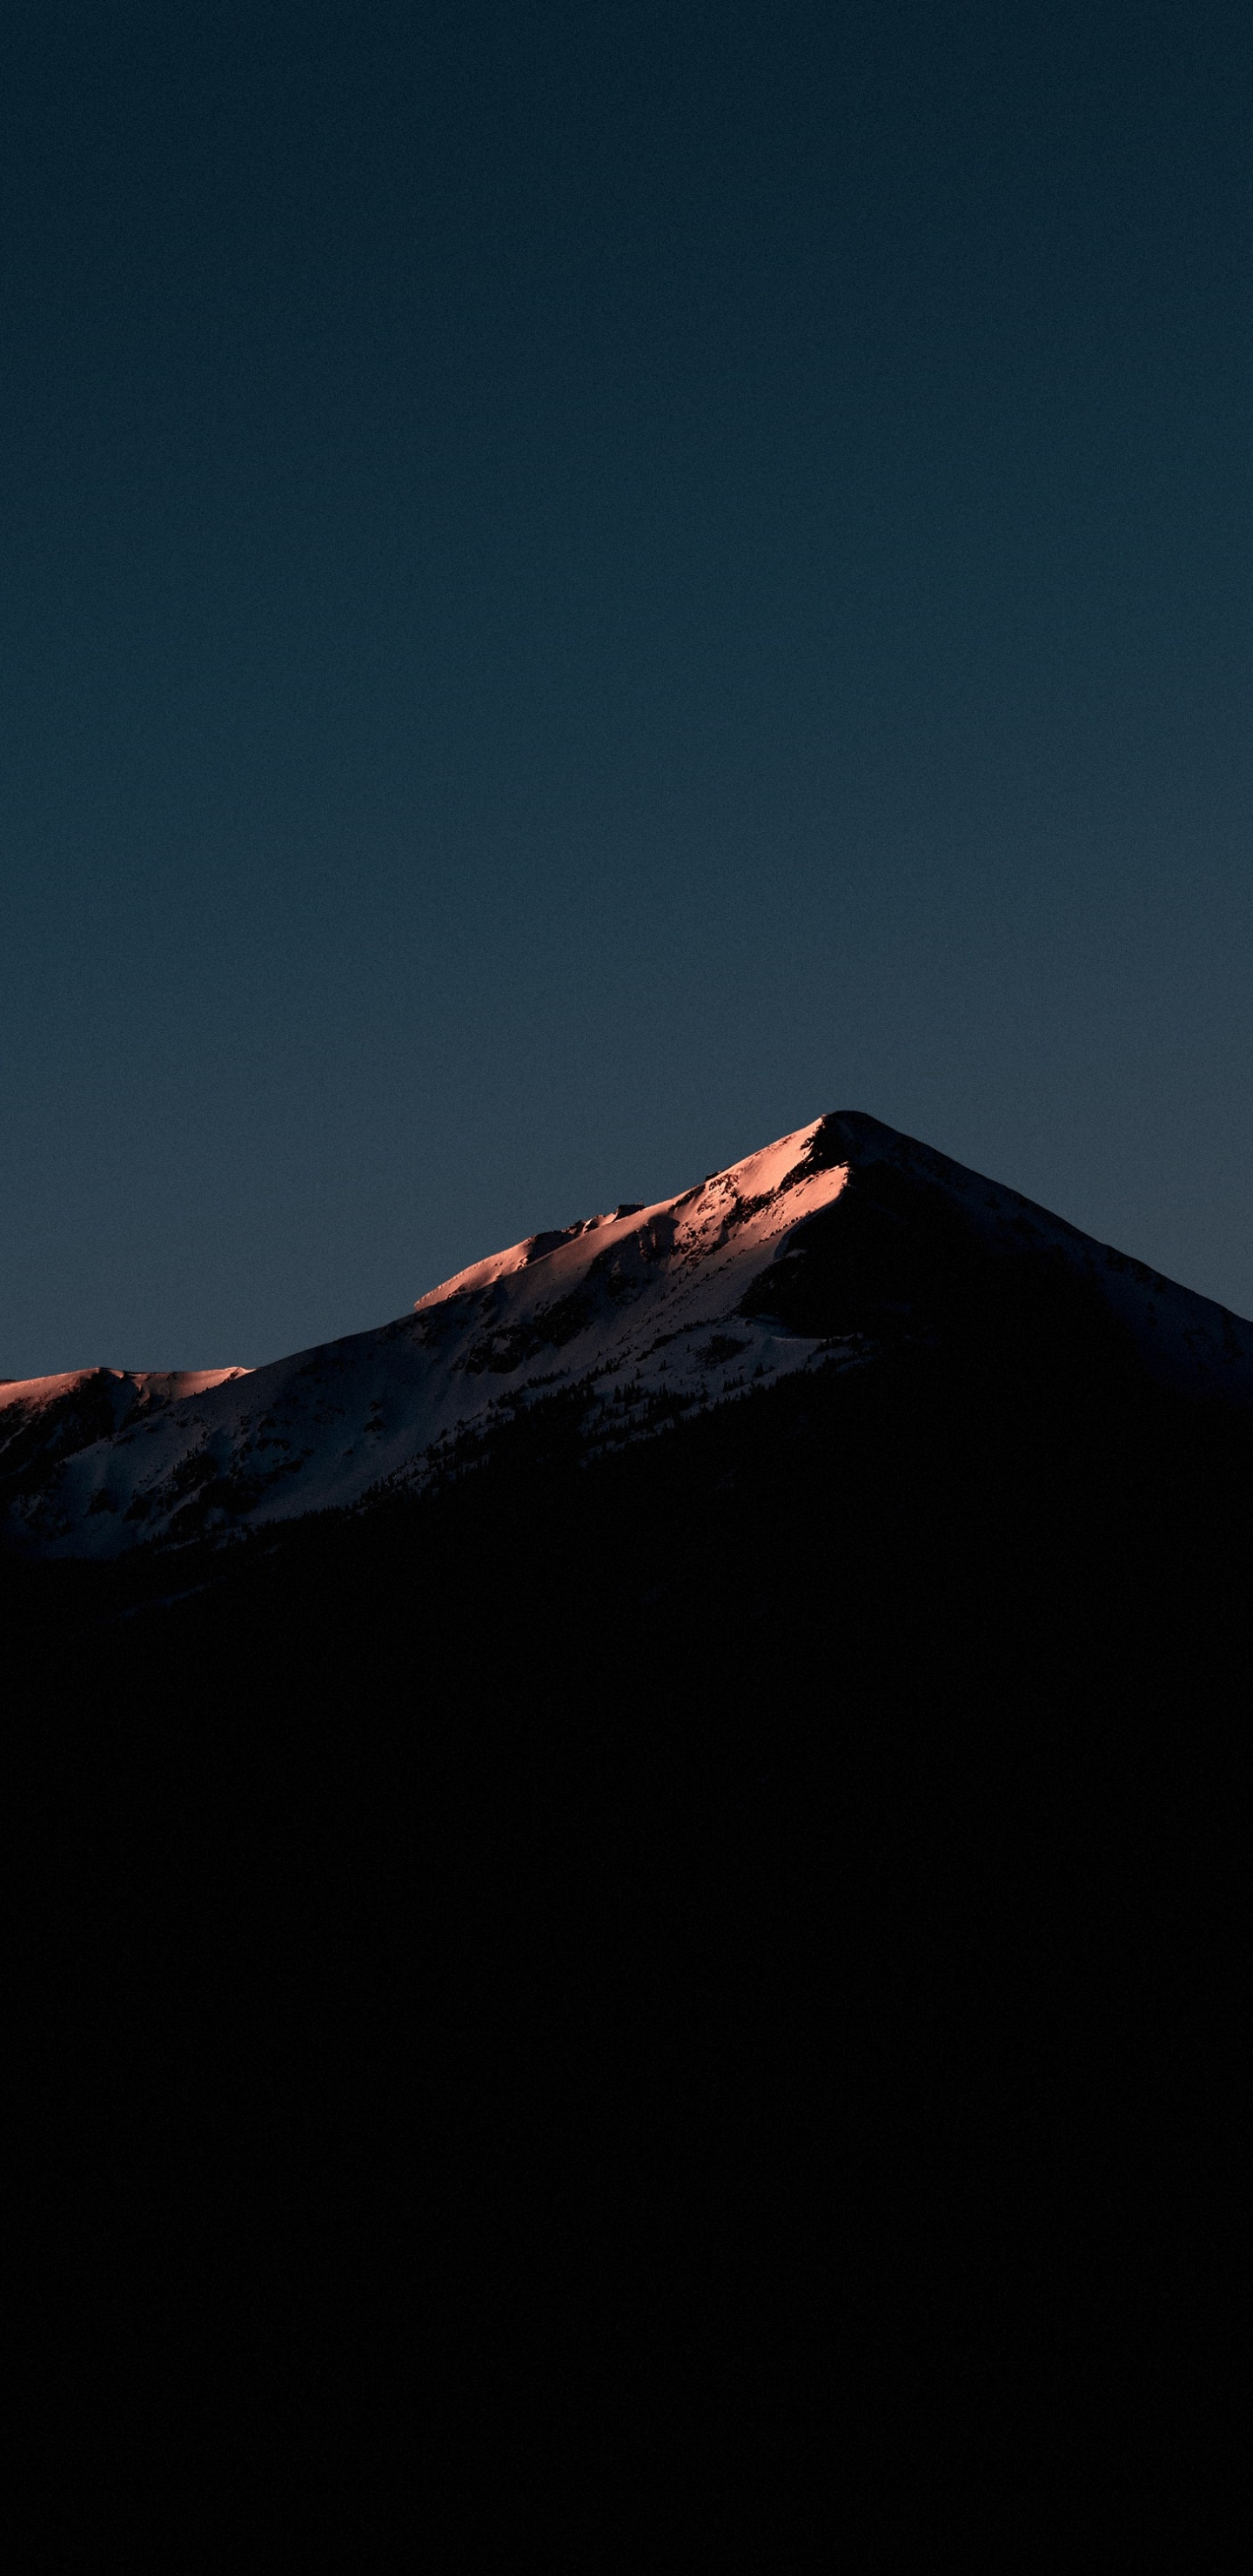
left=4, top=0, right=1252, bottom=1373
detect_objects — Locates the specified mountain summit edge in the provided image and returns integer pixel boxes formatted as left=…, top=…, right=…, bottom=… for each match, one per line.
left=3, top=1110, right=1251, bottom=1560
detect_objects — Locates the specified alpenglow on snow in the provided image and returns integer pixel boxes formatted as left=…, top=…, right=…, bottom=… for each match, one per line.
left=3, top=1111, right=1252, bottom=1559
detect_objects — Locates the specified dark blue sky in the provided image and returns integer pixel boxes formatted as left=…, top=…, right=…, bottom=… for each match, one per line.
left=4, top=0, right=1252, bottom=1372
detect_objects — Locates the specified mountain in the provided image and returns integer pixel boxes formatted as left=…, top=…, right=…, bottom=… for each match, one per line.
left=3, top=1109, right=1251, bottom=1561
left=5, top=1110, right=1246, bottom=2534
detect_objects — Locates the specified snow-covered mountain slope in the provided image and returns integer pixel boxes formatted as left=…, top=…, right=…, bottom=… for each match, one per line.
left=4, top=1111, right=1252, bottom=1560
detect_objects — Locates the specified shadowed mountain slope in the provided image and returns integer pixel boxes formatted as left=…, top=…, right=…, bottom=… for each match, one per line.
left=3, top=1110, right=1250, bottom=1560
left=3, top=1111, right=1247, bottom=2555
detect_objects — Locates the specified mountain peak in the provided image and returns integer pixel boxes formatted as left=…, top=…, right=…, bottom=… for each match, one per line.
left=3, top=1113, right=1251, bottom=1560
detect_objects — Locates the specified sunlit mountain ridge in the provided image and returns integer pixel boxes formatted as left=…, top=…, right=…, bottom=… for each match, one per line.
left=4, top=1110, right=1252, bottom=1560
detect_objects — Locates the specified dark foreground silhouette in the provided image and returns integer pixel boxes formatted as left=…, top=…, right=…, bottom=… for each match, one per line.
left=4, top=1275, right=1246, bottom=2552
